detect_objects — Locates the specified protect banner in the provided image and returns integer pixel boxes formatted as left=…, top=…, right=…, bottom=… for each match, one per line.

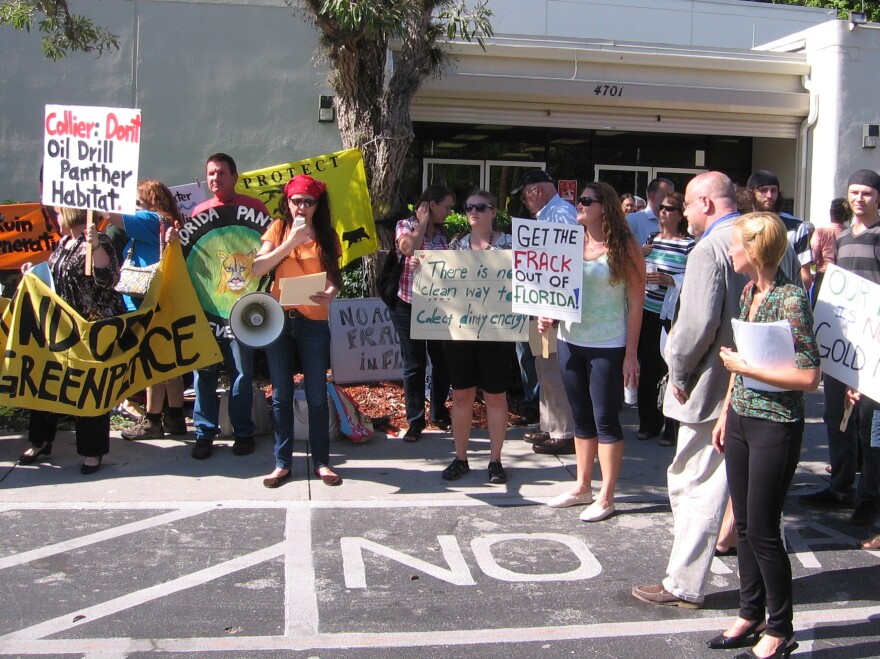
left=0, top=204, right=61, bottom=270
left=0, top=242, right=221, bottom=415
left=236, top=148, right=377, bottom=267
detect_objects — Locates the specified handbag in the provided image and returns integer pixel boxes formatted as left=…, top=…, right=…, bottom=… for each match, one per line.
left=115, top=219, right=165, bottom=297
left=377, top=249, right=404, bottom=308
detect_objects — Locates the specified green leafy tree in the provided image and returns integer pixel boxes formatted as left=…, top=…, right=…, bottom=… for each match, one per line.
left=293, top=0, right=492, bottom=274
left=0, top=0, right=119, bottom=60
left=767, top=0, right=880, bottom=22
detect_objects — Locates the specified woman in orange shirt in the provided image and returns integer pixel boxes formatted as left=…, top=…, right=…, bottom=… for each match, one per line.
left=251, top=175, right=342, bottom=488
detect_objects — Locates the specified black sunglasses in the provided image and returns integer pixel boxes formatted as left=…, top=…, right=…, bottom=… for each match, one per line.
left=464, top=202, right=494, bottom=212
left=659, top=204, right=682, bottom=213
left=577, top=196, right=598, bottom=207
left=288, top=197, right=317, bottom=208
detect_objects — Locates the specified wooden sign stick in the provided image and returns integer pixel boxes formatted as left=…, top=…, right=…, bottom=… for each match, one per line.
left=85, top=210, right=93, bottom=276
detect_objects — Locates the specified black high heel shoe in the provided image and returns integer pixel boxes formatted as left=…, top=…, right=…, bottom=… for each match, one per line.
left=734, top=635, right=798, bottom=659
left=80, top=456, right=103, bottom=475
left=18, top=442, right=52, bottom=465
left=707, top=619, right=766, bottom=649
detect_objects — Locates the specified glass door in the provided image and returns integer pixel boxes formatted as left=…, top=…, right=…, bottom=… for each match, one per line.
left=487, top=160, right=546, bottom=215
left=594, top=165, right=650, bottom=198
left=423, top=159, right=484, bottom=209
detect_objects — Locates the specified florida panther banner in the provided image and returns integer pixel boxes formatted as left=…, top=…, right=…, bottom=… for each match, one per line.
left=236, top=148, right=377, bottom=267
left=0, top=204, right=61, bottom=271
left=0, top=242, right=221, bottom=415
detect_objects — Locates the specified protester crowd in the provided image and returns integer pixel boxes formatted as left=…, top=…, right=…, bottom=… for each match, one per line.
left=15, top=153, right=880, bottom=659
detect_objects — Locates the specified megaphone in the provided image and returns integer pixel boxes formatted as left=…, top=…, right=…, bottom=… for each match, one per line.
left=229, top=292, right=285, bottom=348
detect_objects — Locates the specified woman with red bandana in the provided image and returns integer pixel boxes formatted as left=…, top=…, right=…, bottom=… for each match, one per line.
left=252, top=174, right=343, bottom=487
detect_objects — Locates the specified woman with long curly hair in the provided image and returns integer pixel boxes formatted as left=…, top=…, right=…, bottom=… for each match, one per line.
left=105, top=179, right=188, bottom=440
left=540, top=181, right=645, bottom=521
left=251, top=174, right=343, bottom=487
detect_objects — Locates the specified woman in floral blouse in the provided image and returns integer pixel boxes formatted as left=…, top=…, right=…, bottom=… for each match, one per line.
left=18, top=207, right=125, bottom=475
left=707, top=212, right=819, bottom=659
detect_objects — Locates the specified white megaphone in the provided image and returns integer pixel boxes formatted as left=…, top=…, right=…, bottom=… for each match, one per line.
left=228, top=292, right=285, bottom=348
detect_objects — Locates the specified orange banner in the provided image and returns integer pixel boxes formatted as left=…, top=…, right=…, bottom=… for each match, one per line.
left=0, top=204, right=61, bottom=270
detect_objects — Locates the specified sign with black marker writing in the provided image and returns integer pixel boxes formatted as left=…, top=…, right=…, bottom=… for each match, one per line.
left=511, top=218, right=583, bottom=322
left=42, top=105, right=142, bottom=214
left=814, top=264, right=880, bottom=402
left=410, top=250, right=528, bottom=341
left=329, top=297, right=402, bottom=384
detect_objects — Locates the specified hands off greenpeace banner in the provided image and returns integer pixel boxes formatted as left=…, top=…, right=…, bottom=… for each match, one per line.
left=0, top=204, right=61, bottom=270
left=0, top=243, right=221, bottom=415
left=511, top=218, right=583, bottom=322
left=410, top=250, right=528, bottom=341
left=236, top=149, right=377, bottom=267
left=42, top=105, right=142, bottom=214
left=814, top=264, right=880, bottom=403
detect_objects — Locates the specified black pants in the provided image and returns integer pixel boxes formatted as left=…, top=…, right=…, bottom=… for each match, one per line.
left=824, top=374, right=878, bottom=503
left=725, top=409, right=802, bottom=638
left=29, top=410, right=110, bottom=458
left=636, top=310, right=668, bottom=434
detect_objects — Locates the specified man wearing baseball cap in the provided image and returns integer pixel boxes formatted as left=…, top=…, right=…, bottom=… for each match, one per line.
left=802, top=169, right=880, bottom=528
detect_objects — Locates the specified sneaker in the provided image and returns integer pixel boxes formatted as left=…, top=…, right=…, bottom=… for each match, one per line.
left=488, top=461, right=507, bottom=484
left=121, top=417, right=164, bottom=441
left=163, top=414, right=188, bottom=435
left=232, top=437, right=255, bottom=456
left=191, top=440, right=213, bottom=460
left=441, top=457, right=470, bottom=481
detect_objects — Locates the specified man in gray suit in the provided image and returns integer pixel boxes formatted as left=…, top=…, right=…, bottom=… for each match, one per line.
left=632, top=171, right=799, bottom=608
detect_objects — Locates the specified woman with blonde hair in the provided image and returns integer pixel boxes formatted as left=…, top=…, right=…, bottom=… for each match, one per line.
left=541, top=181, right=645, bottom=522
left=707, top=212, right=819, bottom=658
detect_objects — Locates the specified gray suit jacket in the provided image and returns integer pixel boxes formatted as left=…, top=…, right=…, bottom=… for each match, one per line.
left=663, top=215, right=801, bottom=424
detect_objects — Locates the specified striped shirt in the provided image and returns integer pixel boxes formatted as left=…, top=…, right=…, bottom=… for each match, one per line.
left=779, top=213, right=814, bottom=267
left=643, top=234, right=695, bottom=315
left=836, top=220, right=880, bottom=285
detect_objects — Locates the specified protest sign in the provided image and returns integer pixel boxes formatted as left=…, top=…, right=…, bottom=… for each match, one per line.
left=168, top=182, right=206, bottom=221
left=177, top=203, right=271, bottom=337
left=813, top=263, right=880, bottom=402
left=0, top=204, right=61, bottom=270
left=410, top=250, right=528, bottom=341
left=236, top=148, right=377, bottom=267
left=330, top=297, right=403, bottom=383
left=42, top=105, right=141, bottom=213
left=511, top=218, right=583, bottom=322
left=0, top=242, right=221, bottom=415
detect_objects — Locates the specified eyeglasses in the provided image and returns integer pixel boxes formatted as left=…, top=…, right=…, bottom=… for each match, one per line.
left=464, top=203, right=494, bottom=212
left=659, top=204, right=681, bottom=213
left=577, top=196, right=598, bottom=207
left=288, top=197, right=317, bottom=208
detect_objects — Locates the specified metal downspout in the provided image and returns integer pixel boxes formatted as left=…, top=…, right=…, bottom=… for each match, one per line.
left=797, top=74, right=818, bottom=220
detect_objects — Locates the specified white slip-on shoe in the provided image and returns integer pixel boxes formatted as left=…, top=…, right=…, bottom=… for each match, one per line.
left=547, top=491, right=594, bottom=508
left=580, top=501, right=615, bottom=522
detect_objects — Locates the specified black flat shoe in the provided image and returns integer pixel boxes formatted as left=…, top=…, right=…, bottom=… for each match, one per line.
left=18, top=442, right=51, bottom=465
left=733, top=635, right=798, bottom=659
left=707, top=619, right=765, bottom=649
left=80, top=456, right=103, bottom=475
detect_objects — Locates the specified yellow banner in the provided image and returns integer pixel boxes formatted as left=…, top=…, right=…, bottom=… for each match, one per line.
left=0, top=242, right=221, bottom=415
left=0, top=204, right=62, bottom=270
left=236, top=148, right=377, bottom=267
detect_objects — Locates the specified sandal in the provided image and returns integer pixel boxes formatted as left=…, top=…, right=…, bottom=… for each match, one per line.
left=859, top=534, right=880, bottom=550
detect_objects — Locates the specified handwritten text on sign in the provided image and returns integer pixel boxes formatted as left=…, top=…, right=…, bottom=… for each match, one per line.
left=410, top=250, right=528, bottom=341
left=42, top=105, right=142, bottom=214
left=330, top=297, right=402, bottom=384
left=814, top=264, right=880, bottom=402
left=511, top=218, right=584, bottom=322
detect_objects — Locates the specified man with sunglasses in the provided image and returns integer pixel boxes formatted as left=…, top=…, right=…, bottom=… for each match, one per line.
left=189, top=153, right=271, bottom=460
left=510, top=169, right=577, bottom=455
left=626, top=177, right=675, bottom=251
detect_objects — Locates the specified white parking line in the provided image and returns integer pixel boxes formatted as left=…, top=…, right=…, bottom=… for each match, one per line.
left=1, top=542, right=285, bottom=641
left=285, top=506, right=318, bottom=636
left=0, top=508, right=211, bottom=571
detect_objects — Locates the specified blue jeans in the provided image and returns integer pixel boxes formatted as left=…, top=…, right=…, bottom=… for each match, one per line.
left=516, top=340, right=539, bottom=413
left=389, top=301, right=450, bottom=427
left=265, top=315, right=331, bottom=470
left=193, top=337, right=255, bottom=442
